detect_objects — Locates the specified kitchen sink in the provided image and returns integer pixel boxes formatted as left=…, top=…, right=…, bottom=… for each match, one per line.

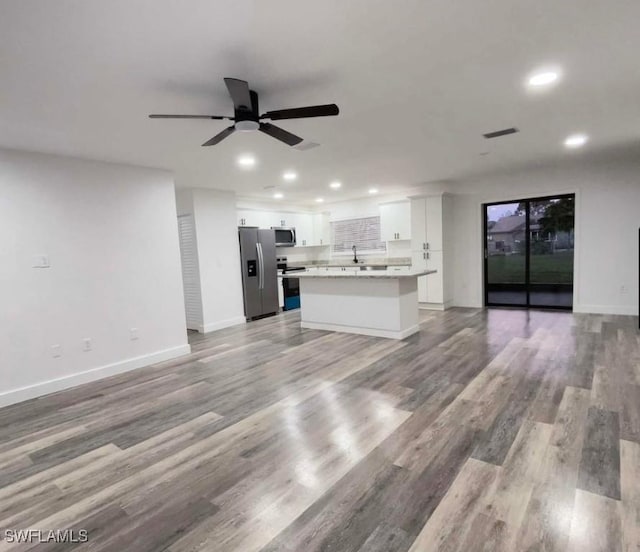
left=359, top=265, right=388, bottom=271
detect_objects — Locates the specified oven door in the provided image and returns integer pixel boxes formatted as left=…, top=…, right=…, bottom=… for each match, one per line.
left=282, top=276, right=301, bottom=310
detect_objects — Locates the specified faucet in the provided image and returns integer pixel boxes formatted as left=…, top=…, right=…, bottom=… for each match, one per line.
left=352, top=245, right=359, bottom=264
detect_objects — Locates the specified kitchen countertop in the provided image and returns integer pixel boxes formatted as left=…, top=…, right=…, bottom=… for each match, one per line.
left=287, top=257, right=411, bottom=269
left=281, top=268, right=436, bottom=279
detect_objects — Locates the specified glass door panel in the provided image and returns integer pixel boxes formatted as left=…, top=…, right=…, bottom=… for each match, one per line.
left=528, top=197, right=574, bottom=307
left=485, top=202, right=527, bottom=306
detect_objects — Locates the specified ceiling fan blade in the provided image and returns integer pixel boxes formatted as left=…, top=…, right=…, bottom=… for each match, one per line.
left=261, top=103, right=339, bottom=121
left=202, top=126, right=236, bottom=146
left=149, top=114, right=231, bottom=120
left=224, top=78, right=253, bottom=111
left=259, top=123, right=303, bottom=146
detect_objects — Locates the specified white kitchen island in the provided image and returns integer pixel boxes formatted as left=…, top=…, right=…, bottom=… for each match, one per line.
left=282, top=268, right=436, bottom=339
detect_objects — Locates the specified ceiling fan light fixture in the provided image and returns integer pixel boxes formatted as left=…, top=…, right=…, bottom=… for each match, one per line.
left=237, top=155, right=256, bottom=168
left=235, top=120, right=260, bottom=132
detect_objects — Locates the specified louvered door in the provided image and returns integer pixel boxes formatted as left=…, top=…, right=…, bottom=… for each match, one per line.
left=177, top=215, right=203, bottom=330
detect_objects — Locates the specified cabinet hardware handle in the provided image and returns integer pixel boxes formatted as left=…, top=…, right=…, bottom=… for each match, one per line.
left=423, top=242, right=426, bottom=250
left=427, top=252, right=430, bottom=260
left=426, top=242, right=430, bottom=250
left=423, top=252, right=426, bottom=260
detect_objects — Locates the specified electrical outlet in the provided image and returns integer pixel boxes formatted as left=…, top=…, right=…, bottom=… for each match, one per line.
left=130, top=327, right=139, bottom=340
left=51, top=344, right=62, bottom=358
left=620, top=285, right=628, bottom=295
left=82, top=338, right=92, bottom=352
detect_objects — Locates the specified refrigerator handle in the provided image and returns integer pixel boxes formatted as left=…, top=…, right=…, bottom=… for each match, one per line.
left=260, top=243, right=265, bottom=289
left=256, top=242, right=264, bottom=289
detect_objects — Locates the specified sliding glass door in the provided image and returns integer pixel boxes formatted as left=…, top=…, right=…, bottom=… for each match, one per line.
left=484, top=194, right=574, bottom=309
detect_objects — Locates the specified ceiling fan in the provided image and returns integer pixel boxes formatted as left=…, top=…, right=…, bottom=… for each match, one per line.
left=149, top=78, right=339, bottom=147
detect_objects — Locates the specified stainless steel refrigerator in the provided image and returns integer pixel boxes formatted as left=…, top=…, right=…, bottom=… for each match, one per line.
left=238, top=227, right=279, bottom=320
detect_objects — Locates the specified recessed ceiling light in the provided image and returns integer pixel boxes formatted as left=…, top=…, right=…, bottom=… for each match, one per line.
left=237, top=155, right=256, bottom=168
left=273, top=192, right=284, bottom=199
left=315, top=198, right=324, bottom=203
left=564, top=133, right=588, bottom=148
left=368, top=188, right=378, bottom=195
left=329, top=181, right=342, bottom=189
left=528, top=71, right=560, bottom=87
left=283, top=171, right=297, bottom=181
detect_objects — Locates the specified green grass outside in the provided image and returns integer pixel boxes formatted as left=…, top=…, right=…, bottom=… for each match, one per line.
left=487, top=250, right=574, bottom=284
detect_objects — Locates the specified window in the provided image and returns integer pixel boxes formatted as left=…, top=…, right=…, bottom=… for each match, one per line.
left=330, top=216, right=386, bottom=256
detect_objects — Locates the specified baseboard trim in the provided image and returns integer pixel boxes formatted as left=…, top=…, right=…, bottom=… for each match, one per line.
left=573, top=304, right=638, bottom=316
left=0, top=344, right=191, bottom=408
left=199, top=316, right=246, bottom=334
left=301, top=320, right=419, bottom=340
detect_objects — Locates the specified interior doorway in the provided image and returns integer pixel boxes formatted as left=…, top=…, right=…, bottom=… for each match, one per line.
left=483, top=194, right=575, bottom=309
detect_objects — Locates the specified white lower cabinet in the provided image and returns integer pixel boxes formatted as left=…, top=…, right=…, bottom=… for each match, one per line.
left=412, top=250, right=442, bottom=305
left=277, top=276, right=284, bottom=309
left=425, top=250, right=444, bottom=304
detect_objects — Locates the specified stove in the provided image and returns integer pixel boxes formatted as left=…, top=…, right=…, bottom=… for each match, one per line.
left=276, top=257, right=305, bottom=310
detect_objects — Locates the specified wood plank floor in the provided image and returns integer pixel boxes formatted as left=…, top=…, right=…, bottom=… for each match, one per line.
left=0, top=308, right=638, bottom=551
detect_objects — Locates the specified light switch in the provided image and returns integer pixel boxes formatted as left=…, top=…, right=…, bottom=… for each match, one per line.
left=32, top=255, right=50, bottom=268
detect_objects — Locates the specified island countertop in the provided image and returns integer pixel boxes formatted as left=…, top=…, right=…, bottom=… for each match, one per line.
left=281, top=268, right=436, bottom=279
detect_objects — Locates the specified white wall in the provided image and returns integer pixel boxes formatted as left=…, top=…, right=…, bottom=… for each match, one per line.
left=0, top=149, right=190, bottom=407
left=450, top=159, right=640, bottom=315
left=176, top=188, right=245, bottom=332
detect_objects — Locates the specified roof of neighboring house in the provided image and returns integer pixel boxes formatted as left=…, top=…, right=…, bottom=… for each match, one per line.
left=488, top=215, right=526, bottom=233
left=488, top=214, right=541, bottom=234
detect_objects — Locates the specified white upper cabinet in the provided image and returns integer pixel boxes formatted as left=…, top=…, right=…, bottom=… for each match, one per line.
left=237, top=210, right=299, bottom=230
left=292, top=213, right=314, bottom=246
left=410, top=195, right=444, bottom=251
left=274, top=213, right=292, bottom=227
left=237, top=209, right=262, bottom=227
left=380, top=201, right=411, bottom=241
left=237, top=208, right=329, bottom=247
left=425, top=197, right=443, bottom=250
left=313, top=213, right=330, bottom=246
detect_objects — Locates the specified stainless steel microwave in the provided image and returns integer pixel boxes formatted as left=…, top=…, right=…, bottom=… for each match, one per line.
left=272, top=227, right=296, bottom=247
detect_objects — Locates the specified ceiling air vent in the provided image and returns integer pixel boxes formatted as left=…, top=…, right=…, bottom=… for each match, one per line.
left=483, top=127, right=519, bottom=139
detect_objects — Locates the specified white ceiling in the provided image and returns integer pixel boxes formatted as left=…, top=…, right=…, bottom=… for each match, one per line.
left=2, top=0, right=640, bottom=205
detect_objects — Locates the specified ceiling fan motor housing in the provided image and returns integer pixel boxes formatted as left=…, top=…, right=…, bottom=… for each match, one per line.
left=234, top=90, right=260, bottom=131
